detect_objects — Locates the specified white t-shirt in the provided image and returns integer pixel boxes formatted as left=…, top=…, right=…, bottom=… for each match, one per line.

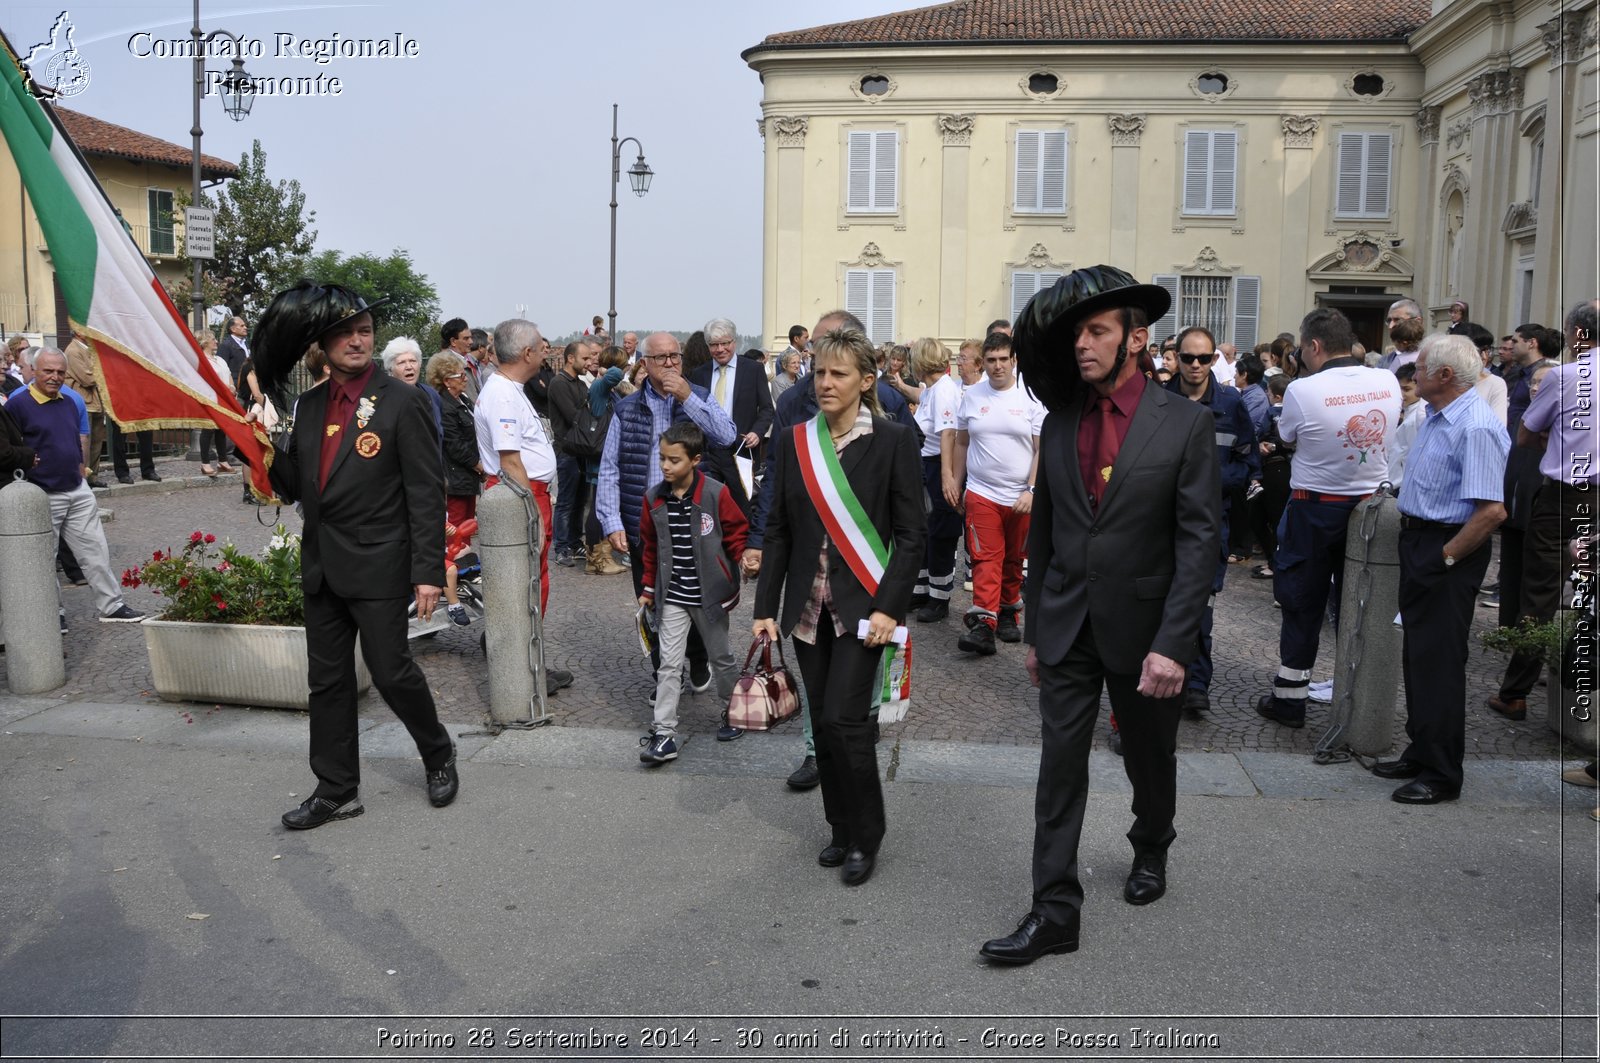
left=474, top=372, right=556, bottom=483
left=1278, top=364, right=1401, bottom=493
left=956, top=378, right=1045, bottom=506
left=916, top=373, right=962, bottom=458
left=1473, top=371, right=1508, bottom=426
left=1211, top=356, right=1237, bottom=388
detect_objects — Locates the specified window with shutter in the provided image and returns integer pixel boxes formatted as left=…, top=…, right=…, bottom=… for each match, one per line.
left=1015, top=130, right=1068, bottom=214
left=846, top=130, right=898, bottom=214
left=1152, top=274, right=1181, bottom=339
left=1335, top=132, right=1392, bottom=218
left=845, top=268, right=896, bottom=344
left=1231, top=275, right=1261, bottom=350
left=1010, top=271, right=1062, bottom=322
left=1182, top=130, right=1237, bottom=216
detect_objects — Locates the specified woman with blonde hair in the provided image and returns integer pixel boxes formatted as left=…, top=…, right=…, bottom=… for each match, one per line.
left=753, top=326, right=926, bottom=887
left=193, top=328, right=235, bottom=477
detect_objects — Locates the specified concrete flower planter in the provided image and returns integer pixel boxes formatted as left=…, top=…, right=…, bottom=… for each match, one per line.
left=1544, top=682, right=1598, bottom=754
left=142, top=618, right=370, bottom=710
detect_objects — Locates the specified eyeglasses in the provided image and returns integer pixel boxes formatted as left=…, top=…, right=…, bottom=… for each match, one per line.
left=1180, top=353, right=1214, bottom=365
left=445, top=372, right=465, bottom=380
left=643, top=352, right=682, bottom=364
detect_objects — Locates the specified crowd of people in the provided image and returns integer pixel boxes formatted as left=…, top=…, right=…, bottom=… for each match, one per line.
left=1, top=272, right=1593, bottom=958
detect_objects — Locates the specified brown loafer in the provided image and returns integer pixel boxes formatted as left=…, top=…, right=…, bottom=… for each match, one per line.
left=1486, top=695, right=1527, bottom=721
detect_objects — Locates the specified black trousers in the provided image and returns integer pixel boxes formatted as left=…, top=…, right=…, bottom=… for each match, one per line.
left=1497, top=526, right=1526, bottom=630
left=791, top=608, right=886, bottom=854
left=1032, top=620, right=1182, bottom=924
left=109, top=423, right=154, bottom=478
left=1398, top=527, right=1492, bottom=790
left=304, top=586, right=453, bottom=800
left=1500, top=483, right=1593, bottom=699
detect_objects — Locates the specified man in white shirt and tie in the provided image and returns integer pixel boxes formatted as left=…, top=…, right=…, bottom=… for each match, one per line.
left=688, top=316, right=773, bottom=512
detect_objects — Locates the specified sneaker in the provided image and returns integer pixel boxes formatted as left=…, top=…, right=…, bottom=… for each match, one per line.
left=59, top=613, right=67, bottom=634
left=957, top=617, right=997, bottom=656
left=716, top=724, right=744, bottom=742
left=554, top=547, right=580, bottom=568
left=1308, top=679, right=1334, bottom=704
left=99, top=605, right=145, bottom=623
left=995, top=608, right=1022, bottom=643
left=639, top=733, right=680, bottom=764
left=281, top=793, right=363, bottom=830
left=915, top=598, right=949, bottom=623
left=447, top=604, right=470, bottom=626
left=689, top=661, right=713, bottom=694
left=1479, top=593, right=1499, bottom=608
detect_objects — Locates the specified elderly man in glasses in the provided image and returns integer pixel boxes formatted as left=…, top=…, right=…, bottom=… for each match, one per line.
left=598, top=332, right=738, bottom=696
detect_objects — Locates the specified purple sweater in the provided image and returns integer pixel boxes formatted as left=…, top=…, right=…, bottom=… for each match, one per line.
left=5, top=387, right=83, bottom=492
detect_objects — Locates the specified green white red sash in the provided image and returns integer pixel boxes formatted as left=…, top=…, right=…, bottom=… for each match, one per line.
left=794, top=415, right=889, bottom=593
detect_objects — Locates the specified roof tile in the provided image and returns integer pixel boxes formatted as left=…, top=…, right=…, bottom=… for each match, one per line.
left=54, top=107, right=238, bottom=178
left=752, top=0, right=1432, bottom=50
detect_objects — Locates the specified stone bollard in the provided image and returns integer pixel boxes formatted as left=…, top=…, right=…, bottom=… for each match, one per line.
left=477, top=482, right=546, bottom=726
left=0, top=478, right=67, bottom=694
left=1329, top=489, right=1403, bottom=755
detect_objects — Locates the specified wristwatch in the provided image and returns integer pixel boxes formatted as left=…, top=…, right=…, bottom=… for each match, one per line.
left=1443, top=551, right=1457, bottom=567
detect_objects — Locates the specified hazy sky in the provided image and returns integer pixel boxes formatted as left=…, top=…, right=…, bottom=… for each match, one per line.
left=5, top=1, right=907, bottom=337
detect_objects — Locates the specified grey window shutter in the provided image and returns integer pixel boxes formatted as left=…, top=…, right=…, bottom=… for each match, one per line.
left=1041, top=130, right=1068, bottom=213
left=869, top=269, right=896, bottom=344
left=847, top=132, right=871, bottom=212
left=1183, top=131, right=1210, bottom=213
left=1364, top=134, right=1391, bottom=216
left=1015, top=130, right=1040, bottom=212
left=1335, top=132, right=1365, bottom=216
left=1211, top=131, right=1236, bottom=214
left=872, top=131, right=897, bottom=212
left=1232, top=275, right=1261, bottom=350
left=845, top=269, right=869, bottom=322
left=1152, top=274, right=1181, bottom=339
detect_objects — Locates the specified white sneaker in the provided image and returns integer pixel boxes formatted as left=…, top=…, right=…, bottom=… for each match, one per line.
left=1308, top=679, right=1334, bottom=703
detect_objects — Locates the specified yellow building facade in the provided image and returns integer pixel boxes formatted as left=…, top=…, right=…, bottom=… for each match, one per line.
left=0, top=106, right=235, bottom=343
left=745, top=0, right=1595, bottom=352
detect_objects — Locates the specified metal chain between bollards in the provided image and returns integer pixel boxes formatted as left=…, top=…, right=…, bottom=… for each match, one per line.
left=480, top=476, right=551, bottom=733
left=1313, top=484, right=1392, bottom=766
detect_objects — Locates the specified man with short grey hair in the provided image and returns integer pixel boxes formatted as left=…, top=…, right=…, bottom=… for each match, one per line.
left=688, top=316, right=773, bottom=512
left=3, top=347, right=144, bottom=624
left=1377, top=334, right=1508, bottom=802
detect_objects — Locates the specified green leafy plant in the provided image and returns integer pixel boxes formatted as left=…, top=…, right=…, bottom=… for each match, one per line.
left=1481, top=614, right=1572, bottom=667
left=123, top=526, right=303, bottom=626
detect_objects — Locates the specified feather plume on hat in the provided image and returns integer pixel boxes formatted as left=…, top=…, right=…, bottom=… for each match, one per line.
left=1013, top=265, right=1171, bottom=412
left=250, top=280, right=390, bottom=401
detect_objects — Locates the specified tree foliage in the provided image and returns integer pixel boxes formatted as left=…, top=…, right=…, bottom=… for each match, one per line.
left=175, top=140, right=317, bottom=317
left=294, top=248, right=440, bottom=352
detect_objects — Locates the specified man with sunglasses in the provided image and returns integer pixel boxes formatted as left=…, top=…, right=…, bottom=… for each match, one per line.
left=1256, top=308, right=1401, bottom=729
left=1165, top=327, right=1259, bottom=716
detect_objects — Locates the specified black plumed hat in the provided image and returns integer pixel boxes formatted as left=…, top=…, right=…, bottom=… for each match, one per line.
left=250, top=281, right=390, bottom=397
left=1013, top=265, right=1170, bottom=412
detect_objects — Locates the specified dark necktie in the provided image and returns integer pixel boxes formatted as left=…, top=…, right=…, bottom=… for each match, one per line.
left=319, top=389, right=353, bottom=491
left=1089, top=396, right=1116, bottom=510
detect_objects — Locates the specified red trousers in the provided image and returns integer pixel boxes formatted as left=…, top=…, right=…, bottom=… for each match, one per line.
left=446, top=494, right=477, bottom=529
left=965, top=490, right=1029, bottom=626
left=483, top=475, right=551, bottom=614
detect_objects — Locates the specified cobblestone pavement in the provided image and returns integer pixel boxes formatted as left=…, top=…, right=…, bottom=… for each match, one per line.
left=44, top=457, right=1578, bottom=763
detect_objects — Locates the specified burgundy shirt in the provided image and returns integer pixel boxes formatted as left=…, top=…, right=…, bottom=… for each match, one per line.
left=1077, top=370, right=1146, bottom=510
left=318, top=362, right=376, bottom=490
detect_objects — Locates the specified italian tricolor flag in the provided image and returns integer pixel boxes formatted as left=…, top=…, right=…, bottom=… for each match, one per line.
left=0, top=40, right=271, bottom=496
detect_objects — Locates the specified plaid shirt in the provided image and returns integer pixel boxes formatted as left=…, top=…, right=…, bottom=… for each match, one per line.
left=792, top=407, right=874, bottom=645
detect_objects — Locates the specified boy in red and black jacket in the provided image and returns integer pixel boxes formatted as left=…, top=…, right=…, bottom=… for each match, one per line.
left=637, top=421, right=748, bottom=764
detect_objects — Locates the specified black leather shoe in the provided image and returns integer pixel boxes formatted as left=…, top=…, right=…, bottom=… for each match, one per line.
left=817, top=844, right=847, bottom=868
left=1372, top=758, right=1423, bottom=779
left=914, top=599, right=948, bottom=623
left=86, top=477, right=108, bottom=489
left=787, top=755, right=820, bottom=791
left=141, top=472, right=162, bottom=482
left=1391, top=781, right=1460, bottom=804
left=958, top=619, right=997, bottom=656
left=1255, top=693, right=1305, bottom=729
left=995, top=609, right=1022, bottom=643
left=1183, top=688, right=1210, bottom=717
left=979, top=911, right=1079, bottom=965
left=841, top=848, right=875, bottom=886
left=426, top=751, right=459, bottom=807
left=115, top=473, right=134, bottom=485
left=545, top=667, right=574, bottom=695
left=281, top=794, right=363, bottom=830
left=1124, top=854, right=1167, bottom=905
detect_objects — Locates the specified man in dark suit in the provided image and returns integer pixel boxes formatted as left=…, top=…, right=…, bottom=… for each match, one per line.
left=980, top=266, right=1220, bottom=965
left=689, top=317, right=773, bottom=512
left=217, top=315, right=250, bottom=390
left=252, top=282, right=458, bottom=830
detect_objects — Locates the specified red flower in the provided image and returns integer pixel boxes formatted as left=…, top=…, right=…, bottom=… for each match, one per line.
left=177, top=576, right=190, bottom=589
left=216, top=561, right=232, bottom=573
left=151, top=549, right=164, bottom=562
left=190, top=531, right=205, bottom=544
left=211, top=594, right=227, bottom=612
left=203, top=533, right=216, bottom=544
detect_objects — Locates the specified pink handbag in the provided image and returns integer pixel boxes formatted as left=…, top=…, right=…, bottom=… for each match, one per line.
left=726, top=633, right=800, bottom=731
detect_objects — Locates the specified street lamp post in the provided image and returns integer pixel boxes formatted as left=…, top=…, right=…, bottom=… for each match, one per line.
left=607, top=103, right=653, bottom=342
left=189, top=0, right=254, bottom=332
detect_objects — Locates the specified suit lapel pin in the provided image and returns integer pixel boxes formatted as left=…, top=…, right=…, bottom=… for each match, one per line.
left=356, top=396, right=377, bottom=429
left=355, top=431, right=381, bottom=458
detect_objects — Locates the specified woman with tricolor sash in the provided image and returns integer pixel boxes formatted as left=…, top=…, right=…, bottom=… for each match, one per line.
left=752, top=327, right=926, bottom=887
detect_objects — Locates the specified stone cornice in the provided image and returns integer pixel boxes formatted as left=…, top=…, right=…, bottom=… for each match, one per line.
left=1467, top=68, right=1524, bottom=120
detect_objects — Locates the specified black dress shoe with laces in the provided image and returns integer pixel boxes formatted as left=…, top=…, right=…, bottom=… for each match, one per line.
left=979, top=911, right=1080, bottom=965
left=1391, top=780, right=1460, bottom=804
left=841, top=848, right=875, bottom=885
left=281, top=794, right=363, bottom=830
left=817, top=844, right=847, bottom=868
left=1124, top=853, right=1167, bottom=905
left=787, top=755, right=820, bottom=791
left=427, top=750, right=459, bottom=807
left=1372, top=758, right=1423, bottom=779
